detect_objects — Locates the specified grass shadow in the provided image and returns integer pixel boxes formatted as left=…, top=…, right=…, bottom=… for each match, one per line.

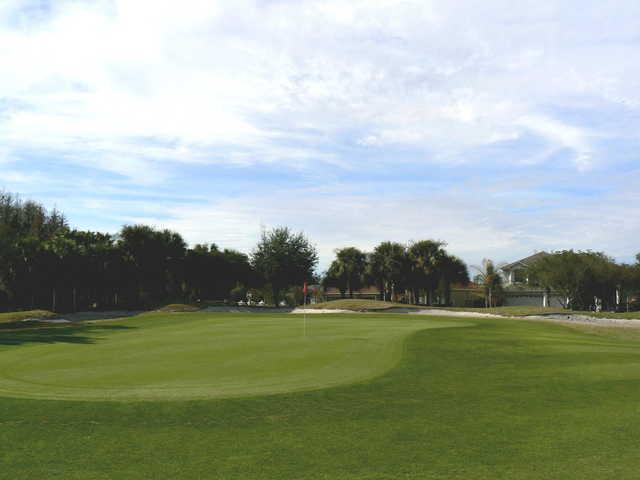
left=0, top=323, right=135, bottom=346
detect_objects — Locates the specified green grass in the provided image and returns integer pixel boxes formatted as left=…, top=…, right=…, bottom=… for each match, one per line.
left=0, top=312, right=463, bottom=401
left=3, top=311, right=640, bottom=478
left=0, top=309, right=57, bottom=324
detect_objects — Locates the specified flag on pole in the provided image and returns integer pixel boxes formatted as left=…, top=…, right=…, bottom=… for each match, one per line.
left=303, top=282, right=308, bottom=296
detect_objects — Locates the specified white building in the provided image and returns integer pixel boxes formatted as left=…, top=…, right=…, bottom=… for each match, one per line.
left=500, top=251, right=549, bottom=286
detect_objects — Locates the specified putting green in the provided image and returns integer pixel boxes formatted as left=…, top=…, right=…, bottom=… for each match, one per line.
left=0, top=312, right=469, bottom=401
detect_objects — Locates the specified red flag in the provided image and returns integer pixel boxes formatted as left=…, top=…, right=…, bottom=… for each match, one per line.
left=303, top=282, right=308, bottom=295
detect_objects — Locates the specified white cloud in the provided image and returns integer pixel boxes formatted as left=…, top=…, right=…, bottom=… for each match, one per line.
left=1, top=0, right=638, bottom=182
left=516, top=115, right=594, bottom=170
left=119, top=175, right=640, bottom=270
left=1, top=0, right=640, bottom=265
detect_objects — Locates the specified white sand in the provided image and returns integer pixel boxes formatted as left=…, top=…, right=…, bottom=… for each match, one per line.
left=22, top=317, right=71, bottom=323
left=408, top=309, right=640, bottom=328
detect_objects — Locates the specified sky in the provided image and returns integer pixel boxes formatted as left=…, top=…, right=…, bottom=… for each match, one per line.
left=1, top=0, right=639, bottom=271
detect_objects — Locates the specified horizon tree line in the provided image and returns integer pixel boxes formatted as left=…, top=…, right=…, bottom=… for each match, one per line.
left=0, top=192, right=263, bottom=312
left=2, top=191, right=639, bottom=312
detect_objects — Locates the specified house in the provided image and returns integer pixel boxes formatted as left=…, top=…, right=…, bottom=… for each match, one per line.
left=500, top=251, right=548, bottom=286
left=499, top=252, right=564, bottom=308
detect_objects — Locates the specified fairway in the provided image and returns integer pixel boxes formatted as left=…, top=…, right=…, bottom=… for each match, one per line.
left=3, top=312, right=640, bottom=479
left=0, top=312, right=465, bottom=400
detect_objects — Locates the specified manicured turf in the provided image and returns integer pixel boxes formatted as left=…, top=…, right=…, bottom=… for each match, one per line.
left=0, top=312, right=463, bottom=400
left=2, top=311, right=640, bottom=479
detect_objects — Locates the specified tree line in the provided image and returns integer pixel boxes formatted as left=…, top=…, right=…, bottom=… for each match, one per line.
left=324, top=240, right=469, bottom=305
left=3, top=191, right=638, bottom=313
left=0, top=192, right=317, bottom=312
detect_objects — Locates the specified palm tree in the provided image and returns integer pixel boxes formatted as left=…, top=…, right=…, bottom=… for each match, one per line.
left=472, top=259, right=503, bottom=308
left=323, top=260, right=348, bottom=298
left=369, top=242, right=407, bottom=302
left=407, top=240, right=446, bottom=305
left=333, top=247, right=367, bottom=298
left=438, top=255, right=470, bottom=305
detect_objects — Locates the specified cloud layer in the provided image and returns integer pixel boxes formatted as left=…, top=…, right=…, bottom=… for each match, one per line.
left=1, top=0, right=639, bottom=268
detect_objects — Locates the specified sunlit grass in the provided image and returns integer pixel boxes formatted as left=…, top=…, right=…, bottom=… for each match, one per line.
left=2, top=312, right=640, bottom=478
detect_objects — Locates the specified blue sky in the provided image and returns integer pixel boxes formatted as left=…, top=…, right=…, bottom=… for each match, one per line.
left=1, top=0, right=640, bottom=270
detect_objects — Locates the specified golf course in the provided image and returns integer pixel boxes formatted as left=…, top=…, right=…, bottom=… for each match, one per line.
left=2, top=310, right=640, bottom=479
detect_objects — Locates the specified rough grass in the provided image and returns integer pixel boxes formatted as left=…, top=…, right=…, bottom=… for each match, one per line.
left=3, top=312, right=640, bottom=478
left=156, top=303, right=201, bottom=313
left=0, top=309, right=57, bottom=324
left=436, top=305, right=569, bottom=316
left=306, top=298, right=421, bottom=311
left=308, top=300, right=565, bottom=315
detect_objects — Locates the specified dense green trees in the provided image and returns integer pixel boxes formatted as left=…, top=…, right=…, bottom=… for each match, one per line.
left=0, top=192, right=256, bottom=312
left=324, top=240, right=469, bottom=305
left=119, top=225, right=187, bottom=307
left=324, top=247, right=367, bottom=298
left=369, top=242, right=408, bottom=302
left=0, top=192, right=69, bottom=310
left=184, top=244, right=254, bottom=303
left=528, top=250, right=640, bottom=310
left=437, top=254, right=470, bottom=305
left=407, top=240, right=447, bottom=305
left=251, top=227, right=318, bottom=305
left=0, top=193, right=322, bottom=312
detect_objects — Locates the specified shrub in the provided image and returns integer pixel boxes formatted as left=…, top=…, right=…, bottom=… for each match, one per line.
left=229, top=284, right=247, bottom=302
left=157, top=304, right=200, bottom=313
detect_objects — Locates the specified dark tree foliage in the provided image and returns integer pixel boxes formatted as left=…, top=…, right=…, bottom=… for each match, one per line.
left=0, top=192, right=69, bottom=310
left=0, top=192, right=255, bottom=312
left=118, top=225, right=187, bottom=308
left=346, top=240, right=470, bottom=305
left=438, top=254, right=470, bottom=305
left=251, top=227, right=318, bottom=304
left=368, top=241, right=409, bottom=302
left=407, top=240, right=447, bottom=305
left=184, top=244, right=254, bottom=302
left=323, top=261, right=347, bottom=297
left=324, top=247, right=367, bottom=298
left=527, top=250, right=629, bottom=310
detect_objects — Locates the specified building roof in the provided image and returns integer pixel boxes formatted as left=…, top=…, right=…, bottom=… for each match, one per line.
left=501, top=251, right=549, bottom=271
